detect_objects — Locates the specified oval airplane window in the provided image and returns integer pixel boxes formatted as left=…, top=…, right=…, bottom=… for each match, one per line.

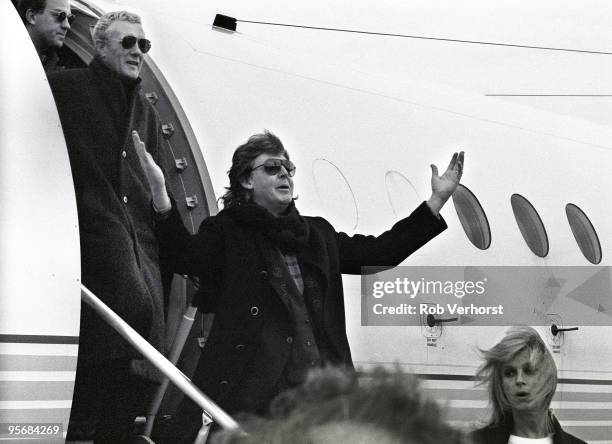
left=451, top=184, right=491, bottom=250
left=312, top=159, right=359, bottom=232
left=566, top=204, right=602, bottom=264
left=385, top=171, right=421, bottom=220
left=511, top=194, right=549, bottom=257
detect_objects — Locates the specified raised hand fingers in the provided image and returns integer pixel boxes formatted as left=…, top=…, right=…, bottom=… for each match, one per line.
left=456, top=151, right=464, bottom=177
left=132, top=130, right=147, bottom=158
left=445, top=151, right=464, bottom=178
left=430, top=164, right=439, bottom=178
left=132, top=130, right=144, bottom=150
left=446, top=152, right=459, bottom=172
left=132, top=130, right=154, bottom=169
left=130, top=131, right=169, bottom=210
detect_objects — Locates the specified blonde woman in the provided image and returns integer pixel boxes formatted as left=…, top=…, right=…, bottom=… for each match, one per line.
left=470, top=327, right=585, bottom=444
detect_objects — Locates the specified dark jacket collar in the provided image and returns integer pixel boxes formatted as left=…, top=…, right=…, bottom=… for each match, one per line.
left=87, top=56, right=142, bottom=136
left=225, top=201, right=310, bottom=253
left=477, top=412, right=578, bottom=444
left=41, top=50, right=61, bottom=69
left=223, top=202, right=330, bottom=289
left=89, top=56, right=142, bottom=87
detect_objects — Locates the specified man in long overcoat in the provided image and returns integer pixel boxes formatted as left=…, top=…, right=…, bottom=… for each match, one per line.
left=48, top=10, right=167, bottom=443
left=135, top=131, right=464, bottom=443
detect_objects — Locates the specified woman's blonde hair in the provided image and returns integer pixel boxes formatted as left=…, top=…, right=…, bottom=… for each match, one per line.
left=476, top=327, right=557, bottom=426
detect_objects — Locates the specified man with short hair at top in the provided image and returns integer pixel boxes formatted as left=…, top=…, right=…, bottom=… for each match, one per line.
left=48, top=11, right=166, bottom=443
left=13, top=0, right=73, bottom=70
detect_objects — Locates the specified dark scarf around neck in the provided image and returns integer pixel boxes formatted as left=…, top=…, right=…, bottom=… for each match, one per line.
left=90, top=56, right=140, bottom=98
left=226, top=201, right=310, bottom=252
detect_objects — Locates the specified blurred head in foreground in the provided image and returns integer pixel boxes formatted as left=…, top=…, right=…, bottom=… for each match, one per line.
left=211, top=366, right=466, bottom=444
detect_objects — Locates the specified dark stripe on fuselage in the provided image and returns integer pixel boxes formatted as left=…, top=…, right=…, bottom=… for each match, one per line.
left=0, top=335, right=79, bottom=345
left=358, top=372, right=612, bottom=386
left=558, top=378, right=612, bottom=385
left=417, top=374, right=612, bottom=386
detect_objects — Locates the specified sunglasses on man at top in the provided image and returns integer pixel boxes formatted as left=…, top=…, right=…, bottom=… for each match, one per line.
left=47, top=12, right=152, bottom=55
left=117, top=35, right=152, bottom=54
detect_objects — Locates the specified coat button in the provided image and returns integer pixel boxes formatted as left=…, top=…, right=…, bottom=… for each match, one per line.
left=306, top=340, right=312, bottom=347
left=122, top=150, right=127, bottom=158
left=304, top=277, right=317, bottom=288
left=260, top=270, right=268, bottom=280
left=286, top=336, right=293, bottom=344
left=123, top=195, right=128, bottom=204
left=219, top=380, right=228, bottom=386
left=250, top=306, right=259, bottom=316
left=235, top=344, right=245, bottom=350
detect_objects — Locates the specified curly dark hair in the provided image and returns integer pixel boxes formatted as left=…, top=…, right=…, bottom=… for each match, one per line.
left=220, top=131, right=289, bottom=209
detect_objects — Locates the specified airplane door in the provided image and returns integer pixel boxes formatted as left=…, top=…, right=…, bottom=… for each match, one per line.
left=0, top=2, right=80, bottom=441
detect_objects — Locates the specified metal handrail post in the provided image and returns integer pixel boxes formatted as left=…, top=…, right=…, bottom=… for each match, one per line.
left=80, top=285, right=240, bottom=435
left=194, top=413, right=214, bottom=444
left=143, top=305, right=199, bottom=436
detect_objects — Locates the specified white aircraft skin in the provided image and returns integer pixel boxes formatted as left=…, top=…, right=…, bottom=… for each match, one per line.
left=0, top=1, right=80, bottom=441
left=2, top=0, right=612, bottom=442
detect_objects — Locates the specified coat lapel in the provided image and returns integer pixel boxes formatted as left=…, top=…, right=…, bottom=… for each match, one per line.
left=97, top=76, right=129, bottom=138
left=298, top=224, right=330, bottom=296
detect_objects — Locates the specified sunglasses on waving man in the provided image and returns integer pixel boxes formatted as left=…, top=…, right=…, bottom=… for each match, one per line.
left=251, top=159, right=296, bottom=177
left=118, top=35, right=152, bottom=54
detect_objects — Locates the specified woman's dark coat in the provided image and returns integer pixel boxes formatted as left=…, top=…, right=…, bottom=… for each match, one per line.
left=157, top=200, right=446, bottom=441
left=470, top=414, right=587, bottom=444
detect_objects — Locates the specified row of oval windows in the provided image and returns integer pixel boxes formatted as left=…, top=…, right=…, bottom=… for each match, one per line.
left=452, top=185, right=602, bottom=264
left=310, top=160, right=600, bottom=264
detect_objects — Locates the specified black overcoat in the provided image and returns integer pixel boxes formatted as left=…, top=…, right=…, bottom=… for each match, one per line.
left=48, top=59, right=166, bottom=362
left=157, top=200, right=446, bottom=440
left=470, top=415, right=587, bottom=444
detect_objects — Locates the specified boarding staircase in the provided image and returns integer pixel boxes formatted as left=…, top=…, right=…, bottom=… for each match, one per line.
left=70, top=285, right=241, bottom=444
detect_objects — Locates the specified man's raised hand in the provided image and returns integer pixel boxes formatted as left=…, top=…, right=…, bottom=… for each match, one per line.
left=427, top=151, right=464, bottom=216
left=132, top=130, right=171, bottom=212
